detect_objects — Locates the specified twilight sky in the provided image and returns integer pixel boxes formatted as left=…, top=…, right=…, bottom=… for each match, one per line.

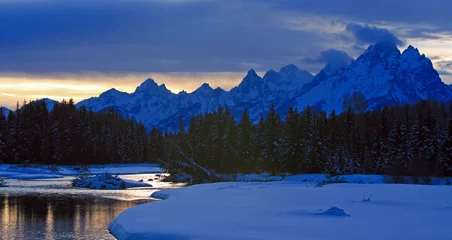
left=1, top=0, right=452, bottom=108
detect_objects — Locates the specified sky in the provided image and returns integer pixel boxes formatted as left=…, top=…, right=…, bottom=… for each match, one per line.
left=1, top=0, right=452, bottom=108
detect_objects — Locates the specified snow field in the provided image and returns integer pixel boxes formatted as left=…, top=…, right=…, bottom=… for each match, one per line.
left=110, top=181, right=452, bottom=240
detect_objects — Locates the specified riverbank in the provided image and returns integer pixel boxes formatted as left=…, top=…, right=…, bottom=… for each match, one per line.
left=109, top=179, right=452, bottom=240
left=0, top=163, right=162, bottom=180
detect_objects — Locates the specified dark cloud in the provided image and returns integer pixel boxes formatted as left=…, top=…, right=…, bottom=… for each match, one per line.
left=403, top=29, right=442, bottom=40
left=253, top=0, right=452, bottom=34
left=0, top=0, right=450, bottom=75
left=345, top=23, right=404, bottom=46
left=0, top=0, right=327, bottom=74
left=303, top=49, right=353, bottom=65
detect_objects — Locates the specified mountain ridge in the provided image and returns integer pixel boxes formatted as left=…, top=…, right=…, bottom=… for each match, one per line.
left=36, top=42, right=452, bottom=131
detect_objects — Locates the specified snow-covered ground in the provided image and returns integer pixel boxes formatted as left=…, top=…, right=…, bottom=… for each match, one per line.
left=216, top=172, right=452, bottom=185
left=0, top=164, right=162, bottom=180
left=110, top=181, right=452, bottom=240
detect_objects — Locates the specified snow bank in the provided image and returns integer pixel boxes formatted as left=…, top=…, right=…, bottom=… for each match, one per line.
left=216, top=173, right=451, bottom=185
left=72, top=173, right=152, bottom=190
left=1, top=173, right=64, bottom=180
left=124, top=179, right=153, bottom=188
left=110, top=182, right=452, bottom=240
left=0, top=163, right=162, bottom=179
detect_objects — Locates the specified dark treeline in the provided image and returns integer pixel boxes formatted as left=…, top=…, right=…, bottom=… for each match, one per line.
left=4, top=98, right=452, bottom=183
left=164, top=101, right=452, bottom=182
left=0, top=99, right=154, bottom=165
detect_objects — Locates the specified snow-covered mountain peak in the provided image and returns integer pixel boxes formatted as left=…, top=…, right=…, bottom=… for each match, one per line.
left=400, top=45, right=426, bottom=67
left=279, top=64, right=313, bottom=81
left=135, top=78, right=159, bottom=91
left=358, top=42, right=400, bottom=64
left=403, top=45, right=420, bottom=56
left=194, top=83, right=214, bottom=95
left=262, top=69, right=278, bottom=80
left=159, top=83, right=169, bottom=90
left=134, top=78, right=174, bottom=99
left=246, top=68, right=259, bottom=77
left=237, top=69, right=262, bottom=89
left=322, top=62, right=348, bottom=76
left=280, top=64, right=299, bottom=74
left=262, top=64, right=313, bottom=92
left=1, top=107, right=10, bottom=117
left=100, top=88, right=125, bottom=97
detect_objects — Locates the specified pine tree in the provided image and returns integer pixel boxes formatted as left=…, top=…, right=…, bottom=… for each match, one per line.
left=222, top=106, right=238, bottom=173
left=0, top=109, right=8, bottom=163
left=386, top=119, right=410, bottom=177
left=237, top=109, right=255, bottom=173
left=263, top=104, right=283, bottom=175
left=439, top=119, right=452, bottom=177
left=282, top=107, right=301, bottom=174
left=256, top=115, right=266, bottom=172
left=178, top=117, right=186, bottom=135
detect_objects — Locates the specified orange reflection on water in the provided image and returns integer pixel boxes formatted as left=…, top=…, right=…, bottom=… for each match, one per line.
left=0, top=194, right=145, bottom=240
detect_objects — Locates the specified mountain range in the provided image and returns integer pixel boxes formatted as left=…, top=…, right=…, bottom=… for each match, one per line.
left=7, top=42, right=452, bottom=132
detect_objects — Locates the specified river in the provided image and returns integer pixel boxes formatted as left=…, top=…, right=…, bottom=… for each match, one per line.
left=0, top=174, right=184, bottom=240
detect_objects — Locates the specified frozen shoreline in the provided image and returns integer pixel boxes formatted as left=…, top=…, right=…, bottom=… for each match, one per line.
left=109, top=179, right=452, bottom=240
left=0, top=163, right=163, bottom=180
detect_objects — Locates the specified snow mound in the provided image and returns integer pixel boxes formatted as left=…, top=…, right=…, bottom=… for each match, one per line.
left=291, top=206, right=351, bottom=218
left=72, top=173, right=151, bottom=190
left=316, top=207, right=351, bottom=217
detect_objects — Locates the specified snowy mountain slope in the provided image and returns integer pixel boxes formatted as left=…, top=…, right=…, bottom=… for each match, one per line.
left=1, top=107, right=11, bottom=117
left=76, top=43, right=452, bottom=131
left=293, top=43, right=452, bottom=113
left=39, top=98, right=59, bottom=111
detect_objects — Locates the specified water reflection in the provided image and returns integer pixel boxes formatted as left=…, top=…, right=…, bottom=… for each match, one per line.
left=0, top=192, right=147, bottom=240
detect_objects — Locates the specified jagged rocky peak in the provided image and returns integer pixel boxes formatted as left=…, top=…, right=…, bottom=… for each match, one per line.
left=135, top=78, right=159, bottom=92
left=401, top=45, right=425, bottom=62
left=262, top=69, right=279, bottom=80
left=231, top=69, right=265, bottom=96
left=194, top=83, right=214, bottom=95
left=371, top=41, right=400, bottom=54
left=239, top=69, right=262, bottom=85
left=321, top=62, right=348, bottom=76
left=100, top=88, right=122, bottom=97
left=403, top=45, right=421, bottom=56
left=134, top=78, right=174, bottom=99
left=213, top=86, right=226, bottom=94
left=359, top=41, right=401, bottom=61
left=280, top=64, right=300, bottom=74
left=159, top=83, right=169, bottom=90
left=245, top=68, right=259, bottom=78
left=280, top=64, right=313, bottom=78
